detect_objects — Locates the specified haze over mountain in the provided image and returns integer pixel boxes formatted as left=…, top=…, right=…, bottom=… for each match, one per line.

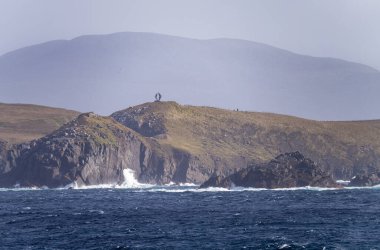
left=1, top=32, right=379, bottom=120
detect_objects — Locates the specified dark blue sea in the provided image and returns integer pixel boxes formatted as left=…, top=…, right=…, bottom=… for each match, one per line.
left=1, top=185, right=380, bottom=249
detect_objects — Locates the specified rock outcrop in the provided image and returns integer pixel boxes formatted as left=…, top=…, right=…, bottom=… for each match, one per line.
left=348, top=173, right=380, bottom=187
left=200, top=152, right=339, bottom=189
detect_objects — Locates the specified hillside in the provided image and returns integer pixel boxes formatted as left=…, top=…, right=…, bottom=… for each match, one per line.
left=0, top=103, right=79, bottom=143
left=1, top=101, right=380, bottom=187
left=112, top=101, right=380, bottom=180
left=1, top=32, right=380, bottom=120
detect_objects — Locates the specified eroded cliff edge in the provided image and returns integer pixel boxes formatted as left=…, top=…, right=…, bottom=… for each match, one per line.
left=0, top=113, right=205, bottom=187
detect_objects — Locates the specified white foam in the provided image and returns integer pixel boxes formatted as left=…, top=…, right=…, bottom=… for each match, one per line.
left=336, top=180, right=350, bottom=184
left=71, top=168, right=154, bottom=189
left=69, top=170, right=200, bottom=190
left=345, top=184, right=380, bottom=190
left=119, top=169, right=153, bottom=188
left=279, top=244, right=290, bottom=249
left=135, top=187, right=230, bottom=193
left=164, top=182, right=199, bottom=187
left=135, top=185, right=341, bottom=193
left=164, top=181, right=176, bottom=186
left=0, top=187, right=41, bottom=191
left=89, top=209, right=105, bottom=214
left=2, top=178, right=380, bottom=192
left=70, top=183, right=117, bottom=189
left=121, top=168, right=141, bottom=187
left=178, top=182, right=198, bottom=187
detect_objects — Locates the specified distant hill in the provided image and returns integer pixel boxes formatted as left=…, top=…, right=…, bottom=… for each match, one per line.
left=1, top=32, right=379, bottom=120
left=0, top=103, right=79, bottom=143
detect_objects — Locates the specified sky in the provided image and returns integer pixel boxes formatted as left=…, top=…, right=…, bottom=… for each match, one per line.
left=0, top=0, right=380, bottom=70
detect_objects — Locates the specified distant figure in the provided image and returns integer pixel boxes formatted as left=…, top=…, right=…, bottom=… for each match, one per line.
left=155, top=92, right=162, bottom=102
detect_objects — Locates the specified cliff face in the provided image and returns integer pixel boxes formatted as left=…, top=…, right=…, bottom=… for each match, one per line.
left=0, top=113, right=215, bottom=187
left=1, top=101, right=380, bottom=188
left=0, top=113, right=143, bottom=187
left=0, top=140, right=20, bottom=175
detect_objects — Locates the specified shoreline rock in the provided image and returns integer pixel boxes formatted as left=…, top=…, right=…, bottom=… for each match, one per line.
left=200, top=152, right=341, bottom=189
left=348, top=173, right=380, bottom=187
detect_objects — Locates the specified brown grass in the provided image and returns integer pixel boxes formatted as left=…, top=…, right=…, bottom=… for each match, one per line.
left=0, top=103, right=79, bottom=143
left=126, top=102, right=380, bottom=164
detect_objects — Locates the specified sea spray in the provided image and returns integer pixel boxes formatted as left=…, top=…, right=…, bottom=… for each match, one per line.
left=120, top=168, right=151, bottom=188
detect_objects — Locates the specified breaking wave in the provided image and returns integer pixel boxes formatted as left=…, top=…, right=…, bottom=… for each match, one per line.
left=2, top=185, right=380, bottom=192
left=70, top=168, right=154, bottom=189
left=1, top=171, right=380, bottom=192
left=336, top=180, right=350, bottom=185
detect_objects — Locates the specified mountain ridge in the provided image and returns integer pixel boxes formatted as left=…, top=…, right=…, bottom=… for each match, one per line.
left=2, top=31, right=379, bottom=73
left=1, top=32, right=380, bottom=120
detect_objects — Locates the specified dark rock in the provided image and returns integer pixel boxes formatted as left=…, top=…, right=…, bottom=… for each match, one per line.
left=0, top=113, right=210, bottom=187
left=199, top=173, right=234, bottom=189
left=200, top=152, right=340, bottom=189
left=348, top=173, right=380, bottom=187
left=111, top=105, right=167, bottom=137
left=0, top=140, right=23, bottom=176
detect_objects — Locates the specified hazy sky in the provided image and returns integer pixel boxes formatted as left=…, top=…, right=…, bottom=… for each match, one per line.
left=0, top=0, right=380, bottom=70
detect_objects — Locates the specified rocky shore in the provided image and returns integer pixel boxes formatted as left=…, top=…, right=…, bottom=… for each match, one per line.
left=200, top=152, right=341, bottom=189
left=348, top=173, right=380, bottom=187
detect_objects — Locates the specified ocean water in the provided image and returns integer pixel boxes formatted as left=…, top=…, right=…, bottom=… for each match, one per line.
left=1, top=184, right=380, bottom=250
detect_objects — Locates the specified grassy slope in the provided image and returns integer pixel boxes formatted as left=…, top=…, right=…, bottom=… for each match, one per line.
left=2, top=101, right=380, bottom=179
left=63, top=112, right=149, bottom=146
left=0, top=103, right=79, bottom=143
left=114, top=102, right=380, bottom=177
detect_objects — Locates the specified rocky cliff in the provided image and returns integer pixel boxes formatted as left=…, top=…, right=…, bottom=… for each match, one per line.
left=200, top=152, right=339, bottom=189
left=112, top=102, right=380, bottom=181
left=1, top=101, right=380, bottom=188
left=0, top=112, right=214, bottom=187
left=1, top=113, right=143, bottom=187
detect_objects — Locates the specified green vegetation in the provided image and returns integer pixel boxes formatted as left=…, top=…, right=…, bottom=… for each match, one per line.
left=0, top=103, right=79, bottom=143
